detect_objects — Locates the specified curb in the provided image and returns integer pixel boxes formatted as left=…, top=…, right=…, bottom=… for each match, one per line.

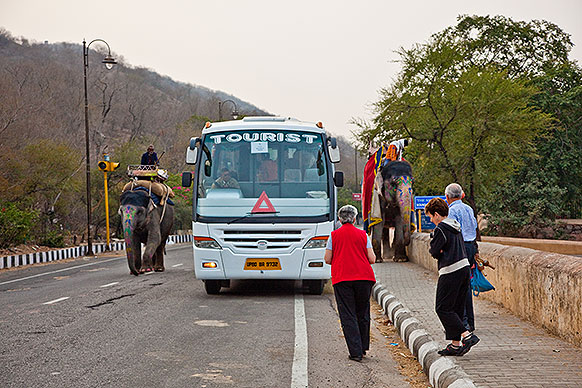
left=0, top=234, right=193, bottom=270
left=373, top=283, right=477, bottom=388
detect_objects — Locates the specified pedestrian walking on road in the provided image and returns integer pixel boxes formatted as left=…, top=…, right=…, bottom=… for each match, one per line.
left=324, top=205, right=376, bottom=362
left=445, top=183, right=479, bottom=332
left=425, top=198, right=480, bottom=356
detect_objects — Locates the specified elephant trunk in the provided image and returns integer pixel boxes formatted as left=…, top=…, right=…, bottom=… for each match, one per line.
left=121, top=205, right=140, bottom=276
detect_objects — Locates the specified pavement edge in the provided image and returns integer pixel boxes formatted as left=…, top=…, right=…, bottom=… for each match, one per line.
left=373, top=283, right=477, bottom=388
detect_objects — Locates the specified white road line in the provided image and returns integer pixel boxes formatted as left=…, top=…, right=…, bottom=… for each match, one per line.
left=171, top=263, right=183, bottom=267
left=145, top=271, right=155, bottom=275
left=291, top=293, right=308, bottom=388
left=100, top=282, right=119, bottom=288
left=0, top=257, right=122, bottom=286
left=43, top=297, right=70, bottom=305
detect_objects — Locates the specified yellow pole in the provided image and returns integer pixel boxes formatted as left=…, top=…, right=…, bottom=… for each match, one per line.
left=418, top=210, right=422, bottom=233
left=104, top=170, right=110, bottom=248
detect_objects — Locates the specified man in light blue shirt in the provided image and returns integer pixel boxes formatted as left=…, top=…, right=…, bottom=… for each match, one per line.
left=445, top=183, right=479, bottom=333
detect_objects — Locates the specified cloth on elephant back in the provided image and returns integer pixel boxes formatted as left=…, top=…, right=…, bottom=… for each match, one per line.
left=122, top=180, right=175, bottom=206
left=362, top=144, right=385, bottom=234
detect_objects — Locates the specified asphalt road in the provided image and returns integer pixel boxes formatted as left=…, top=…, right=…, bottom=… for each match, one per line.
left=0, top=244, right=409, bottom=388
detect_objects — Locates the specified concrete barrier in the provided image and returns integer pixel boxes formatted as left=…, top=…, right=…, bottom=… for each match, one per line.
left=409, top=232, right=582, bottom=347
left=0, top=234, right=193, bottom=270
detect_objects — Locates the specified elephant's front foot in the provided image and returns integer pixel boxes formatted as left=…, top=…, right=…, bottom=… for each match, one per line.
left=392, top=255, right=409, bottom=262
left=154, top=266, right=165, bottom=272
left=139, top=267, right=153, bottom=274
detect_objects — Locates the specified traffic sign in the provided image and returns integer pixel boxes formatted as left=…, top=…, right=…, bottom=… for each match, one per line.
left=352, top=193, right=362, bottom=201
left=414, top=195, right=446, bottom=210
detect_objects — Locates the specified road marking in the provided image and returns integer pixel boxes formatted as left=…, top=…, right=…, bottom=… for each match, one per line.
left=172, top=263, right=183, bottom=267
left=0, top=257, right=122, bottom=286
left=100, top=282, right=119, bottom=288
left=291, top=293, right=308, bottom=388
left=43, top=297, right=70, bottom=305
left=145, top=271, right=155, bottom=275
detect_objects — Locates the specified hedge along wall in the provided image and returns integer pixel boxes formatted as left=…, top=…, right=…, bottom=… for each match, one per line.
left=408, top=232, right=582, bottom=347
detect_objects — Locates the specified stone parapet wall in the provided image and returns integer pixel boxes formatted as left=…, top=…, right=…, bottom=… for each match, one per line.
left=408, top=232, right=582, bottom=347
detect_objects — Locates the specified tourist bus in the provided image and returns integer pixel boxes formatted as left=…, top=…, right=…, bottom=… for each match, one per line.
left=181, top=116, right=343, bottom=295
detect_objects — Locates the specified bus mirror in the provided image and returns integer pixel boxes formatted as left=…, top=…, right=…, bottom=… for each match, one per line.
left=327, top=136, right=340, bottom=163
left=328, top=145, right=340, bottom=163
left=181, top=172, right=192, bottom=187
left=186, top=146, right=198, bottom=165
left=334, top=171, right=344, bottom=187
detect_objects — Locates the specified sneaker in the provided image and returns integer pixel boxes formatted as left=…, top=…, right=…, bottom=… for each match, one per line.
left=460, top=333, right=480, bottom=355
left=437, top=343, right=463, bottom=356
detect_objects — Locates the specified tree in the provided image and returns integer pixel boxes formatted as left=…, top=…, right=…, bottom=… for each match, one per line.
left=357, top=15, right=570, bottom=214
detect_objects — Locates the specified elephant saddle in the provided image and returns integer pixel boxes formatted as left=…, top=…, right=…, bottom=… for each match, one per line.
left=122, top=180, right=175, bottom=206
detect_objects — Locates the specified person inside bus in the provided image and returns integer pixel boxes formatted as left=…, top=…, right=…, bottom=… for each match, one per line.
left=211, top=168, right=240, bottom=189
left=256, top=153, right=278, bottom=182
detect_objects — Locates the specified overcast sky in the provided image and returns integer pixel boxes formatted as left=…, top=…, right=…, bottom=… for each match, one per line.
left=2, top=0, right=581, bottom=140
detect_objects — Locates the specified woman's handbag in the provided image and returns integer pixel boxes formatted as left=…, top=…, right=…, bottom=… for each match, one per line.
left=470, top=267, right=495, bottom=296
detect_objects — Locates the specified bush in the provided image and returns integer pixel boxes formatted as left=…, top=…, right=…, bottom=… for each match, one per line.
left=0, top=203, right=38, bottom=248
left=39, top=230, right=65, bottom=248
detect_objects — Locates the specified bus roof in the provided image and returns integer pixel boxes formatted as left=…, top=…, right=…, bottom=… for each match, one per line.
left=201, top=116, right=327, bottom=135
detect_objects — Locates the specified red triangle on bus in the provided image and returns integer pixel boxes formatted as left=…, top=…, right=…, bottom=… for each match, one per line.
left=251, top=191, right=276, bottom=213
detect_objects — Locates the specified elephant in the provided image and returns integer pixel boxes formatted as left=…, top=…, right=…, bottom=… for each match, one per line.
left=119, top=189, right=174, bottom=275
left=370, top=160, right=413, bottom=262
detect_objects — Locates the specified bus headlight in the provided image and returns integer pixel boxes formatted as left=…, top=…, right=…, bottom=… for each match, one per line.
left=194, top=236, right=222, bottom=249
left=303, top=236, right=328, bottom=249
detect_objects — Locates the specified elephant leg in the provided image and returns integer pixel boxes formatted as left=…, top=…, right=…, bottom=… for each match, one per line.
left=142, top=229, right=162, bottom=273
left=382, top=226, right=394, bottom=262
left=153, top=242, right=166, bottom=272
left=371, top=221, right=383, bottom=263
left=392, top=215, right=408, bottom=262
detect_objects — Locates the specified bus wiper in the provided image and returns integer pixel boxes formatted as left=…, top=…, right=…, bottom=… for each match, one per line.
left=227, top=211, right=280, bottom=225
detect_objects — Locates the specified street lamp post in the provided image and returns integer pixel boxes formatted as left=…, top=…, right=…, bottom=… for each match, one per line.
left=83, top=38, right=116, bottom=256
left=218, top=99, right=239, bottom=121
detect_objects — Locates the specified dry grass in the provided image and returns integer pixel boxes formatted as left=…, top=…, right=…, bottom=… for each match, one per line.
left=371, top=299, right=431, bottom=388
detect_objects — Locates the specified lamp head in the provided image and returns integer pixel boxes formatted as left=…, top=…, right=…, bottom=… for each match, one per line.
left=102, top=55, right=117, bottom=70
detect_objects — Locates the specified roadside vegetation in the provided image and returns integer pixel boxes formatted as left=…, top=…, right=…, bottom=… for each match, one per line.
left=355, top=15, right=582, bottom=238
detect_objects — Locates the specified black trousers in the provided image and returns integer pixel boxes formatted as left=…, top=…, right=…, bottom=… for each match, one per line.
left=463, top=241, right=476, bottom=332
left=333, top=280, right=375, bottom=357
left=435, top=266, right=470, bottom=341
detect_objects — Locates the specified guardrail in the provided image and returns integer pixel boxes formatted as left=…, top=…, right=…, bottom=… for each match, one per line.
left=0, top=234, right=193, bottom=270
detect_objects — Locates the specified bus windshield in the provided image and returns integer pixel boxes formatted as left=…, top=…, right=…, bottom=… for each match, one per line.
left=196, top=130, right=330, bottom=219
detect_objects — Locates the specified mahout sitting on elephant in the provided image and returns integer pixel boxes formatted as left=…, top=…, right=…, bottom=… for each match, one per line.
left=119, top=187, right=174, bottom=275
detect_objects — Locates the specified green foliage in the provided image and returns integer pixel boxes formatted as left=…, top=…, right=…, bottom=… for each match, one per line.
left=337, top=185, right=362, bottom=212
left=39, top=230, right=65, bottom=248
left=357, top=14, right=570, bottom=218
left=529, top=62, right=582, bottom=217
left=0, top=203, right=38, bottom=248
left=167, top=172, right=194, bottom=231
left=482, top=167, right=565, bottom=237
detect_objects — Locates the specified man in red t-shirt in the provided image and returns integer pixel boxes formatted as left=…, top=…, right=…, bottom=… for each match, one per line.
left=324, top=205, right=376, bottom=362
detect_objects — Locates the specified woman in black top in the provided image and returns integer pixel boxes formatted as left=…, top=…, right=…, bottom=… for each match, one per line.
left=425, top=197, right=480, bottom=356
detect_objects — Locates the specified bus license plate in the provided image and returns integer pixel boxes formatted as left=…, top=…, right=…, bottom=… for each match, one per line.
left=244, top=258, right=281, bottom=270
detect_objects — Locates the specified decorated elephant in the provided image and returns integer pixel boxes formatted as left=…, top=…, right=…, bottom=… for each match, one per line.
left=370, top=160, right=413, bottom=262
left=119, top=187, right=174, bottom=275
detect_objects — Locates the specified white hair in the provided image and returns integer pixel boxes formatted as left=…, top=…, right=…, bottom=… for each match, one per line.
left=445, top=183, right=464, bottom=199
left=338, top=205, right=358, bottom=224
